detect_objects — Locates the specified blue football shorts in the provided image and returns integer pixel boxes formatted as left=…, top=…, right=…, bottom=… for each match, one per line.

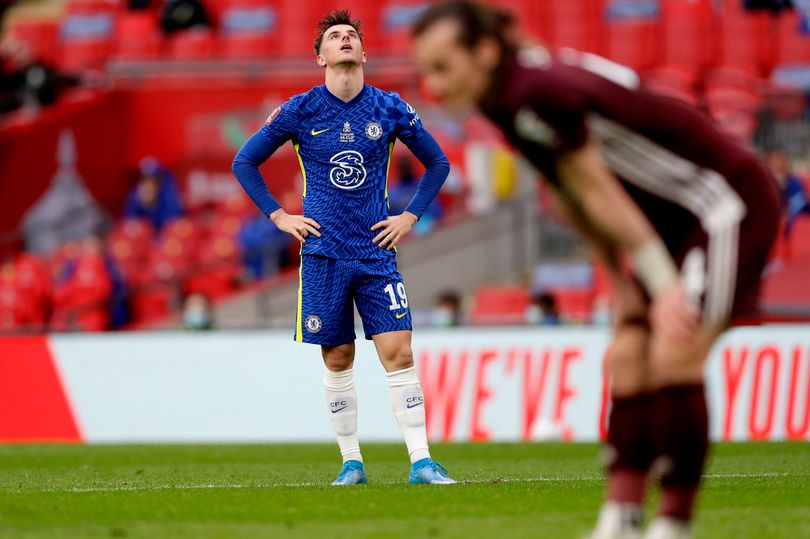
left=294, top=254, right=413, bottom=345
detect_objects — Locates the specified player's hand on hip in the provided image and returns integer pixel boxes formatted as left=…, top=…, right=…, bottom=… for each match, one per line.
left=651, top=280, right=701, bottom=345
left=371, top=212, right=418, bottom=250
left=269, top=209, right=321, bottom=243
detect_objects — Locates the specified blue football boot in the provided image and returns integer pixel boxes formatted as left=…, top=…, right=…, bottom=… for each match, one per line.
left=331, top=460, right=368, bottom=486
left=408, top=458, right=457, bottom=484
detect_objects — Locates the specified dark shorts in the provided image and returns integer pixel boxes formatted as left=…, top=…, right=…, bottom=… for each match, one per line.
left=667, top=164, right=782, bottom=324
left=294, top=254, right=413, bottom=346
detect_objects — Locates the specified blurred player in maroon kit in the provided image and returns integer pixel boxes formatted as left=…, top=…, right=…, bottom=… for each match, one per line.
left=412, top=2, right=781, bottom=538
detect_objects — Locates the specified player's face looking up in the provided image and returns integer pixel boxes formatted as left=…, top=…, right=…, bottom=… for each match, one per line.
left=317, top=24, right=366, bottom=69
left=412, top=19, right=499, bottom=112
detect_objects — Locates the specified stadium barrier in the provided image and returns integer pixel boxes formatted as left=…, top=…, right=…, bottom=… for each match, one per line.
left=1, top=325, right=808, bottom=443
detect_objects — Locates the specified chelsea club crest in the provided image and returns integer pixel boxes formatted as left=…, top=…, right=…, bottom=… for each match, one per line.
left=364, top=122, right=383, bottom=140
left=305, top=315, right=322, bottom=334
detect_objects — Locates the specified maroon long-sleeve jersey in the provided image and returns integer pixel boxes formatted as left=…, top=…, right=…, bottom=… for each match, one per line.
left=480, top=47, right=781, bottom=321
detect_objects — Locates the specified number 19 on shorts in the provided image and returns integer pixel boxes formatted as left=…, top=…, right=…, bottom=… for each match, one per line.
left=384, top=282, right=409, bottom=310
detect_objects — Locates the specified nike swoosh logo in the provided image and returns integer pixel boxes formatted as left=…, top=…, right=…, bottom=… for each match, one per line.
left=311, top=128, right=329, bottom=136
left=406, top=402, right=423, bottom=409
left=331, top=405, right=348, bottom=414
left=396, top=311, right=408, bottom=319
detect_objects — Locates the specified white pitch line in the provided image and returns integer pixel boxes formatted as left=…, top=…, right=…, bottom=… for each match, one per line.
left=2, top=472, right=799, bottom=494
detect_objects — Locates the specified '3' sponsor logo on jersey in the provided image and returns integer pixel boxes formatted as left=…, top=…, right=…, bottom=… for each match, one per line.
left=329, top=150, right=367, bottom=190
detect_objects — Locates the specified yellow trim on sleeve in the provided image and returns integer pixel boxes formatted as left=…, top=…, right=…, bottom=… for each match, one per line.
left=294, top=143, right=307, bottom=198
left=384, top=141, right=395, bottom=202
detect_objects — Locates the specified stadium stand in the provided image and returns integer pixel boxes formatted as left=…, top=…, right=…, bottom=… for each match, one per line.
left=1, top=0, right=810, bottom=331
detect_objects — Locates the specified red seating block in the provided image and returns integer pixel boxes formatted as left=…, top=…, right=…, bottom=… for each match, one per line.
left=8, top=19, right=60, bottom=66
left=776, top=11, right=810, bottom=65
left=605, top=20, right=661, bottom=72
left=470, top=285, right=531, bottom=325
left=168, top=28, right=217, bottom=60
left=115, top=12, right=162, bottom=59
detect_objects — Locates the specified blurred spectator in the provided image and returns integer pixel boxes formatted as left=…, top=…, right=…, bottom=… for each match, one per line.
left=160, top=0, right=210, bottom=34
left=238, top=213, right=290, bottom=280
left=388, top=156, right=443, bottom=235
left=743, top=0, right=793, bottom=12
left=128, top=0, right=152, bottom=10
left=0, top=38, right=79, bottom=115
left=182, top=292, right=214, bottom=330
left=124, top=158, right=183, bottom=233
left=51, top=236, right=114, bottom=331
left=768, top=149, right=810, bottom=236
left=432, top=290, right=463, bottom=327
left=525, top=292, right=561, bottom=326
left=53, top=235, right=130, bottom=330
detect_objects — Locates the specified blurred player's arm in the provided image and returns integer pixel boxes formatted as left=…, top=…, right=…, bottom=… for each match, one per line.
left=372, top=130, right=450, bottom=249
left=550, top=185, right=622, bottom=275
left=557, top=140, right=697, bottom=342
left=232, top=114, right=320, bottom=243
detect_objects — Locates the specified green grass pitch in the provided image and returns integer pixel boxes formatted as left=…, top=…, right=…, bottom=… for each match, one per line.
left=0, top=442, right=807, bottom=538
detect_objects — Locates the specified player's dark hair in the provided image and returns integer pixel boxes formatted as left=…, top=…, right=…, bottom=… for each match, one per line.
left=412, top=0, right=518, bottom=57
left=314, top=9, right=364, bottom=54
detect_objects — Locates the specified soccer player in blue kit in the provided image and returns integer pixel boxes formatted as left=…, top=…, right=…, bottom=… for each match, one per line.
left=232, top=10, right=455, bottom=486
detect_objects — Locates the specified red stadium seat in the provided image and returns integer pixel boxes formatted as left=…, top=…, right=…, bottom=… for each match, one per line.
left=776, top=11, right=810, bottom=66
left=605, top=20, right=661, bottom=72
left=59, top=39, right=116, bottom=70
left=378, top=0, right=430, bottom=55
left=660, top=0, right=715, bottom=73
left=8, top=19, right=60, bottom=66
left=208, top=215, right=244, bottom=241
left=131, top=283, right=175, bottom=322
left=218, top=0, right=283, bottom=58
left=185, top=235, right=240, bottom=298
left=221, top=34, right=274, bottom=59
left=57, top=0, right=118, bottom=70
left=218, top=194, right=255, bottom=219
left=531, top=0, right=602, bottom=53
left=168, top=28, right=217, bottom=60
left=716, top=3, right=772, bottom=73
left=161, top=217, right=200, bottom=245
left=13, top=254, right=51, bottom=327
left=50, top=251, right=112, bottom=332
left=470, top=285, right=531, bottom=325
left=152, top=237, right=195, bottom=277
left=108, top=218, right=154, bottom=261
left=704, top=67, right=758, bottom=93
left=115, top=12, right=162, bottom=59
left=0, top=262, right=47, bottom=331
left=65, top=0, right=123, bottom=15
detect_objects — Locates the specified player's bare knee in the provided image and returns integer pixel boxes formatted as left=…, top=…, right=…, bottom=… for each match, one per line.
left=380, top=342, right=413, bottom=371
left=322, top=344, right=354, bottom=371
left=390, top=344, right=414, bottom=371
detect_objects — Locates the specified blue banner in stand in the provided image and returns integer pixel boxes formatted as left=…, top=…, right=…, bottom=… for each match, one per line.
left=605, top=0, right=660, bottom=21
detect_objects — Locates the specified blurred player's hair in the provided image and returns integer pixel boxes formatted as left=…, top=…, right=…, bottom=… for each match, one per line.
left=314, top=9, right=364, bottom=54
left=412, top=0, right=526, bottom=56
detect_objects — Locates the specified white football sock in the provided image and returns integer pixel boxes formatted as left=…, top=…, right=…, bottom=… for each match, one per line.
left=588, top=502, right=643, bottom=539
left=323, top=368, right=362, bottom=463
left=386, top=366, right=431, bottom=463
left=644, top=517, right=691, bottom=539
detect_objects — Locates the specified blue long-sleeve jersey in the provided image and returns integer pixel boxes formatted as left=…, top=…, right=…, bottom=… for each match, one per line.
left=232, top=83, right=450, bottom=260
